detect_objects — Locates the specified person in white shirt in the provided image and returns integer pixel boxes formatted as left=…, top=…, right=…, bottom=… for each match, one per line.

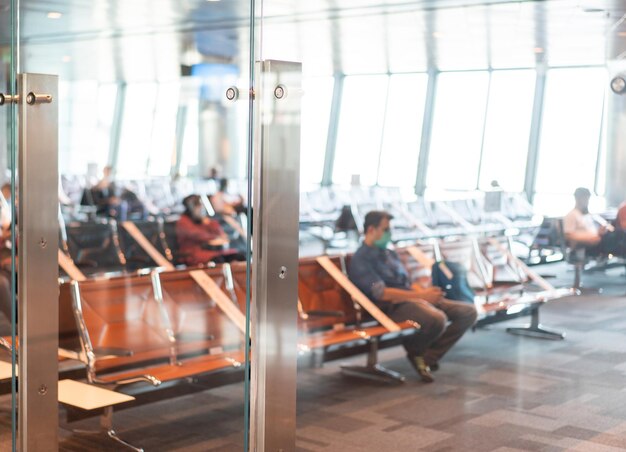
left=563, top=187, right=607, bottom=255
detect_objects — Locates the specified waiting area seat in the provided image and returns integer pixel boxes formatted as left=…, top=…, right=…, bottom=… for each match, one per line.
left=396, top=241, right=573, bottom=340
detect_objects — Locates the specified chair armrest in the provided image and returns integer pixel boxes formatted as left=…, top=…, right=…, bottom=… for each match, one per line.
left=93, top=347, right=133, bottom=358
left=305, top=310, right=345, bottom=318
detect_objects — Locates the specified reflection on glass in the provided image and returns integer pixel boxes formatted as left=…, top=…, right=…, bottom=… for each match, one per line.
left=117, top=83, right=159, bottom=177
left=427, top=71, right=489, bottom=191
left=300, top=77, right=334, bottom=187
left=378, top=73, right=428, bottom=187
left=535, top=68, right=606, bottom=196
left=59, top=81, right=118, bottom=175
left=148, top=82, right=180, bottom=176
left=595, top=99, right=607, bottom=196
left=479, top=70, right=535, bottom=191
left=333, top=75, right=388, bottom=186
left=180, top=98, right=200, bottom=177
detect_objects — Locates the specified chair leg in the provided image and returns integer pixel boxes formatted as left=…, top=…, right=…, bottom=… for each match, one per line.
left=340, top=338, right=405, bottom=384
left=100, top=406, right=144, bottom=452
left=506, top=308, right=565, bottom=340
left=573, top=262, right=583, bottom=290
left=63, top=406, right=143, bottom=451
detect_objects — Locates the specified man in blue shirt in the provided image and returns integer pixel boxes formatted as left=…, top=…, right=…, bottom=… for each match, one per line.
left=348, top=211, right=477, bottom=383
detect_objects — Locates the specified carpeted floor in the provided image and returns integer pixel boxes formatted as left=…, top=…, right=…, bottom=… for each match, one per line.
left=2, top=262, right=626, bottom=451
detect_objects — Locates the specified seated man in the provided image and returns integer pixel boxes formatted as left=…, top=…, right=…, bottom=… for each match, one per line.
left=176, top=195, right=244, bottom=266
left=348, top=211, right=477, bottom=383
left=563, top=187, right=612, bottom=256
left=210, top=178, right=246, bottom=216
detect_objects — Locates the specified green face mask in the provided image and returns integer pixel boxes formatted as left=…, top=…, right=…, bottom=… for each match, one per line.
left=374, top=230, right=391, bottom=249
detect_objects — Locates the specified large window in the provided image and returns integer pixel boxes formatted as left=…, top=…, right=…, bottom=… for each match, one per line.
left=479, top=70, right=536, bottom=191
left=333, top=75, right=388, bottom=186
left=300, top=77, right=334, bottom=187
left=147, top=82, right=180, bottom=176
left=426, top=71, right=490, bottom=190
left=117, top=83, right=159, bottom=177
left=180, top=99, right=200, bottom=177
left=534, top=68, right=606, bottom=209
left=59, top=81, right=117, bottom=175
left=377, top=73, right=428, bottom=187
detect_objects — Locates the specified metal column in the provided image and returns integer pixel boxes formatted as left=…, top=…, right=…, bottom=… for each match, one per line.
left=415, top=70, right=438, bottom=196
left=251, top=60, right=301, bottom=452
left=18, top=73, right=59, bottom=450
left=523, top=67, right=547, bottom=203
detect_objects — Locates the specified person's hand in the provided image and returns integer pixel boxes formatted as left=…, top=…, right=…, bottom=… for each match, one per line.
left=411, top=284, right=443, bottom=303
left=586, top=234, right=602, bottom=245
left=208, top=238, right=228, bottom=247
left=0, top=256, right=11, bottom=272
left=108, top=196, right=121, bottom=206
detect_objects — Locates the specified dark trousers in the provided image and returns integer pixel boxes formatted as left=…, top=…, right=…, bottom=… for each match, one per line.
left=386, top=298, right=477, bottom=366
left=584, top=230, right=626, bottom=257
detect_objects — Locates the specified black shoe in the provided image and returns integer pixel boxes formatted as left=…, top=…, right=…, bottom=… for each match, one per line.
left=429, top=362, right=439, bottom=372
left=407, top=355, right=434, bottom=383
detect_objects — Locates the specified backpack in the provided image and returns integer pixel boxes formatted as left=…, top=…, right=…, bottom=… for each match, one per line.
left=431, top=261, right=475, bottom=303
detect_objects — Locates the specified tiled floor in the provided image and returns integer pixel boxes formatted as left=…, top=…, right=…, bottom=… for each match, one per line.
left=1, top=263, right=626, bottom=451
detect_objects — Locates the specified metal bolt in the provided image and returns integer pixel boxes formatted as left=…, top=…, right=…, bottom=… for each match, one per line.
left=226, top=87, right=239, bottom=101
left=279, top=266, right=287, bottom=279
left=26, top=92, right=53, bottom=105
left=39, top=237, right=47, bottom=248
left=274, top=85, right=286, bottom=99
left=0, top=93, right=16, bottom=105
left=38, top=384, right=47, bottom=396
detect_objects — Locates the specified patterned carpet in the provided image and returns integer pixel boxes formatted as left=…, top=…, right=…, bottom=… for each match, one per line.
left=1, top=264, right=626, bottom=451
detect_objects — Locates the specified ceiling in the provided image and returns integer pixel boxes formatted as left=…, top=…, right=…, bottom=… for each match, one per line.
left=1, top=0, right=626, bottom=81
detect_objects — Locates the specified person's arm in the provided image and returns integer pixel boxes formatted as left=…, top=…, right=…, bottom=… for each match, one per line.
left=381, top=287, right=428, bottom=303
left=203, top=218, right=229, bottom=241
left=177, top=216, right=216, bottom=244
left=349, top=253, right=430, bottom=305
left=564, top=212, right=600, bottom=245
left=565, top=231, right=601, bottom=244
left=410, top=284, right=444, bottom=303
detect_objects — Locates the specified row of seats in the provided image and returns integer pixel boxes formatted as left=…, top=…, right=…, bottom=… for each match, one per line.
left=299, top=187, right=545, bottom=264
left=59, top=214, right=246, bottom=277
left=54, top=244, right=562, bottom=397
left=61, top=175, right=245, bottom=221
left=4, top=232, right=572, bottom=448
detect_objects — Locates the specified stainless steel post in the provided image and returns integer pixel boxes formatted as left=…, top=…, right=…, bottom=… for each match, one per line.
left=250, top=60, right=301, bottom=452
left=18, top=73, right=59, bottom=450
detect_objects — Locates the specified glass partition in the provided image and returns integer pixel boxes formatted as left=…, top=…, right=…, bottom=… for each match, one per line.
left=0, top=0, right=18, bottom=449
left=16, top=1, right=255, bottom=449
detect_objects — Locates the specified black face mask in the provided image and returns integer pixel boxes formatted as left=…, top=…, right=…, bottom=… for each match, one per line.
left=580, top=206, right=589, bottom=215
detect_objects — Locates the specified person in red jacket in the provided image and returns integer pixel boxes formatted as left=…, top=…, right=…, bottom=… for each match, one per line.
left=176, top=195, right=244, bottom=266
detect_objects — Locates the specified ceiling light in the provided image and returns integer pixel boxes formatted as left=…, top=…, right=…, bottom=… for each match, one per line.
left=206, top=0, right=221, bottom=2
left=62, top=56, right=71, bottom=63
left=618, top=31, right=626, bottom=37
left=47, top=11, right=62, bottom=19
left=432, top=32, right=444, bottom=39
left=533, top=47, right=544, bottom=54
left=581, top=7, right=605, bottom=13
left=610, top=74, right=626, bottom=95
